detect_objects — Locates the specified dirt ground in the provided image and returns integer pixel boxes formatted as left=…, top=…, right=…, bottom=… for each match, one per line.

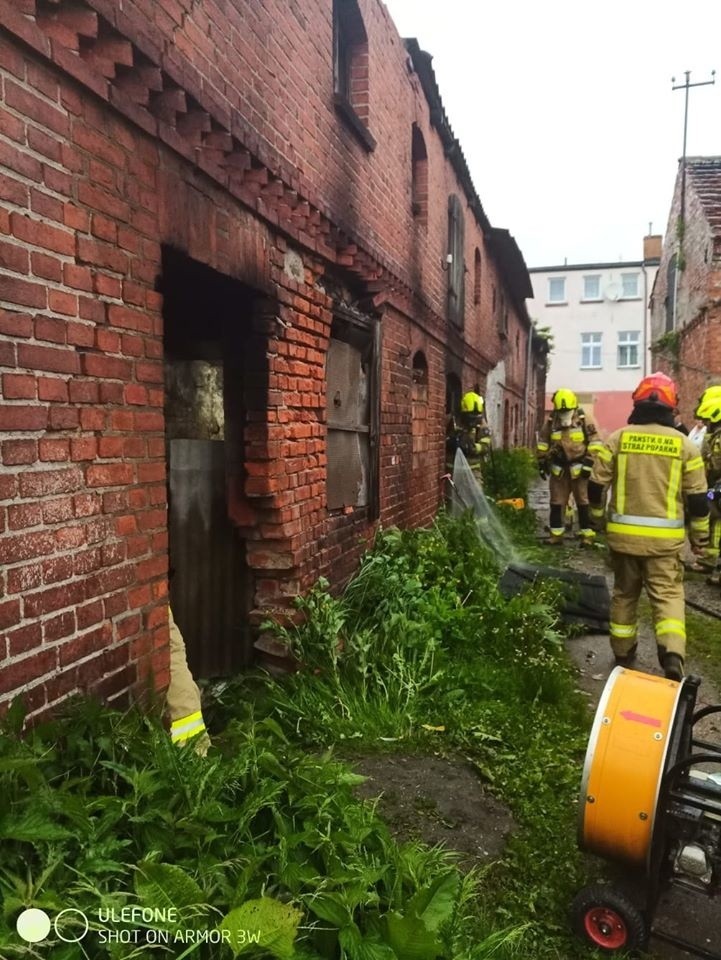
left=352, top=752, right=514, bottom=871
left=349, top=481, right=721, bottom=958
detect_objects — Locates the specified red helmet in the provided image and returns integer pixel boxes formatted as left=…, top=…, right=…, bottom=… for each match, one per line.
left=631, top=372, right=678, bottom=409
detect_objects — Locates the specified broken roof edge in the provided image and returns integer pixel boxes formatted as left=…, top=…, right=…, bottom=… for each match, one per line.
left=405, top=38, right=532, bottom=323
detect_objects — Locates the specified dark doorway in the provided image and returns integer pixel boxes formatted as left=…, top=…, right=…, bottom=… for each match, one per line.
left=161, top=247, right=256, bottom=678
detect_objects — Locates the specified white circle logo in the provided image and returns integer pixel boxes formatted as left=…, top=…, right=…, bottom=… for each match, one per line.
left=16, top=908, right=52, bottom=943
left=54, top=909, right=90, bottom=943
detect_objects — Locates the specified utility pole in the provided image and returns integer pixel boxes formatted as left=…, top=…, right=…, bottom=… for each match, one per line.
left=671, top=70, right=715, bottom=329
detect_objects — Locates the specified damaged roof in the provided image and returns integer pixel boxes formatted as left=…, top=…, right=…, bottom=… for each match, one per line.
left=686, top=157, right=721, bottom=234
left=405, top=39, right=532, bottom=319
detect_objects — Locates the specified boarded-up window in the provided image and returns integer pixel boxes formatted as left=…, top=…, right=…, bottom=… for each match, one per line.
left=447, top=194, right=465, bottom=327
left=326, top=314, right=379, bottom=513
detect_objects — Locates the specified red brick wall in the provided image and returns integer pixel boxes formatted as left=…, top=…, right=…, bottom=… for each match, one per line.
left=651, top=162, right=721, bottom=423
left=0, top=0, right=538, bottom=715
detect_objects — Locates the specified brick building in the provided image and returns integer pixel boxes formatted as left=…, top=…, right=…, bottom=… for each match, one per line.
left=650, top=156, right=721, bottom=421
left=0, top=0, right=544, bottom=715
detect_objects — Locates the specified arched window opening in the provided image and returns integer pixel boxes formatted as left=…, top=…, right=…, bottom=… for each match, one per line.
left=412, top=351, right=429, bottom=467
left=333, top=0, right=373, bottom=144
left=412, top=350, right=428, bottom=404
left=411, top=124, right=428, bottom=224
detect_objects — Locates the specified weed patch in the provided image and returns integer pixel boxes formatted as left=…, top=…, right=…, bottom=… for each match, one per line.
left=1, top=511, right=596, bottom=958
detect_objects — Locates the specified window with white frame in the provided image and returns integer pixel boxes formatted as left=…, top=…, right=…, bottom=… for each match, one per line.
left=581, top=332, right=602, bottom=368
left=617, top=331, right=640, bottom=368
left=547, top=276, right=566, bottom=303
left=621, top=273, right=639, bottom=298
left=582, top=275, right=601, bottom=301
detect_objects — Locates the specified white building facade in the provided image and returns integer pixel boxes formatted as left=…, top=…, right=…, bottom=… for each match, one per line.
left=527, top=237, right=660, bottom=436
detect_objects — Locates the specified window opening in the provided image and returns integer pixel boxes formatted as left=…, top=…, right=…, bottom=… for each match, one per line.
left=447, top=194, right=465, bottom=327
left=581, top=331, right=602, bottom=368
left=617, top=331, right=640, bottom=368
left=333, top=0, right=374, bottom=150
left=621, top=272, right=639, bottom=298
left=548, top=276, right=566, bottom=303
left=583, top=275, right=601, bottom=300
left=473, top=247, right=482, bottom=306
left=411, top=124, right=428, bottom=223
left=326, top=308, right=379, bottom=515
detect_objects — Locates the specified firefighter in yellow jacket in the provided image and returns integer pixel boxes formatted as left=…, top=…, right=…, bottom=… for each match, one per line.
left=166, top=607, right=210, bottom=755
left=588, top=372, right=709, bottom=680
left=459, top=386, right=492, bottom=460
left=697, top=387, right=721, bottom=583
left=536, top=388, right=603, bottom=543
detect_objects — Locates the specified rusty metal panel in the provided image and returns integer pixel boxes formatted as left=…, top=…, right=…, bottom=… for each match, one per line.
left=168, top=439, right=251, bottom=677
left=327, top=431, right=368, bottom=509
left=327, top=339, right=370, bottom=509
left=327, top=339, right=369, bottom=430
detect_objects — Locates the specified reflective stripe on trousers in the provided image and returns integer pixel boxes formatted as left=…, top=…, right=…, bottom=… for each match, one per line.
left=166, top=607, right=209, bottom=750
left=170, top=711, right=207, bottom=744
left=609, top=551, right=686, bottom=659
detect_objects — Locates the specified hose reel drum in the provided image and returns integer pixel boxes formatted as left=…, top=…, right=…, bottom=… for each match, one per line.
left=572, top=667, right=721, bottom=956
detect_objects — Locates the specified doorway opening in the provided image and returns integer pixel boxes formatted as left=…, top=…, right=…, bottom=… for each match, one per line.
left=161, top=247, right=257, bottom=678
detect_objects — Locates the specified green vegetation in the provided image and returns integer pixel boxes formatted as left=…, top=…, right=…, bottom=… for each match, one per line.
left=0, top=496, right=602, bottom=959
left=686, top=607, right=721, bottom=689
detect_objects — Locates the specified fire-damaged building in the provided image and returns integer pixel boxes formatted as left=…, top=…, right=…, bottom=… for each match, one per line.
left=0, top=0, right=545, bottom=715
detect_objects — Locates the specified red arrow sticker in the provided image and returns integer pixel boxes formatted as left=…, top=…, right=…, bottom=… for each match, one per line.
left=620, top=710, right=661, bottom=728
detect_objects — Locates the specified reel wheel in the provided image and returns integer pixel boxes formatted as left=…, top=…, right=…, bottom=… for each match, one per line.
left=571, top=885, right=646, bottom=954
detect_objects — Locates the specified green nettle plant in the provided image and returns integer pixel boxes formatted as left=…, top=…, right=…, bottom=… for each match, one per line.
left=1, top=511, right=594, bottom=959
left=0, top=698, right=521, bottom=960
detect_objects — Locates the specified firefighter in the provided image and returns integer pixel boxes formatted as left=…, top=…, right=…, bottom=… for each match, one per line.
left=166, top=607, right=210, bottom=755
left=536, top=388, right=603, bottom=544
left=459, top=385, right=492, bottom=460
left=696, top=390, right=721, bottom=583
left=588, top=372, right=709, bottom=681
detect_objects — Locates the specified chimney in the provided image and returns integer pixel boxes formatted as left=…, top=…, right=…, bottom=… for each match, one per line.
left=643, top=234, right=662, bottom=263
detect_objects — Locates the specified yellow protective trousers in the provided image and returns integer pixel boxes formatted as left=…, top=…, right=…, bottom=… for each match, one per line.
left=608, top=551, right=686, bottom=660
left=704, top=508, right=721, bottom=563
left=548, top=472, right=590, bottom=536
left=166, top=607, right=210, bottom=753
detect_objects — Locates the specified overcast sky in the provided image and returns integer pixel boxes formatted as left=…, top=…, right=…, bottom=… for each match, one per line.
left=383, top=0, right=720, bottom=269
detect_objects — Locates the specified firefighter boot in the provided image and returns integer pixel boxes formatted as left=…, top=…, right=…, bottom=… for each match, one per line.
left=657, top=643, right=685, bottom=682
left=663, top=653, right=685, bottom=682
left=576, top=504, right=596, bottom=546
left=614, top=643, right=638, bottom=668
left=549, top=504, right=565, bottom=545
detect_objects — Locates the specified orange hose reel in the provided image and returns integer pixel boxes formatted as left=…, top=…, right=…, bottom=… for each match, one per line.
left=578, top=666, right=684, bottom=868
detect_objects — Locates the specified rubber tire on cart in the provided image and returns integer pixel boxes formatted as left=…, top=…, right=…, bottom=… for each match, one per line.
left=571, top=885, right=647, bottom=954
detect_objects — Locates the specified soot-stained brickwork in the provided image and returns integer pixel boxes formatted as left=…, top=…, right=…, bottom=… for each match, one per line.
left=0, top=0, right=544, bottom=716
left=651, top=157, right=721, bottom=422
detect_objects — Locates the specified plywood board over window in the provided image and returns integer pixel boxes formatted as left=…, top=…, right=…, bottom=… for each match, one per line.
left=326, top=311, right=380, bottom=515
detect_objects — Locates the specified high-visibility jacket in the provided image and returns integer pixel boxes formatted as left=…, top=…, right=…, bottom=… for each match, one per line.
left=702, top=426, right=721, bottom=486
left=536, top=412, right=602, bottom=468
left=590, top=423, right=709, bottom=556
